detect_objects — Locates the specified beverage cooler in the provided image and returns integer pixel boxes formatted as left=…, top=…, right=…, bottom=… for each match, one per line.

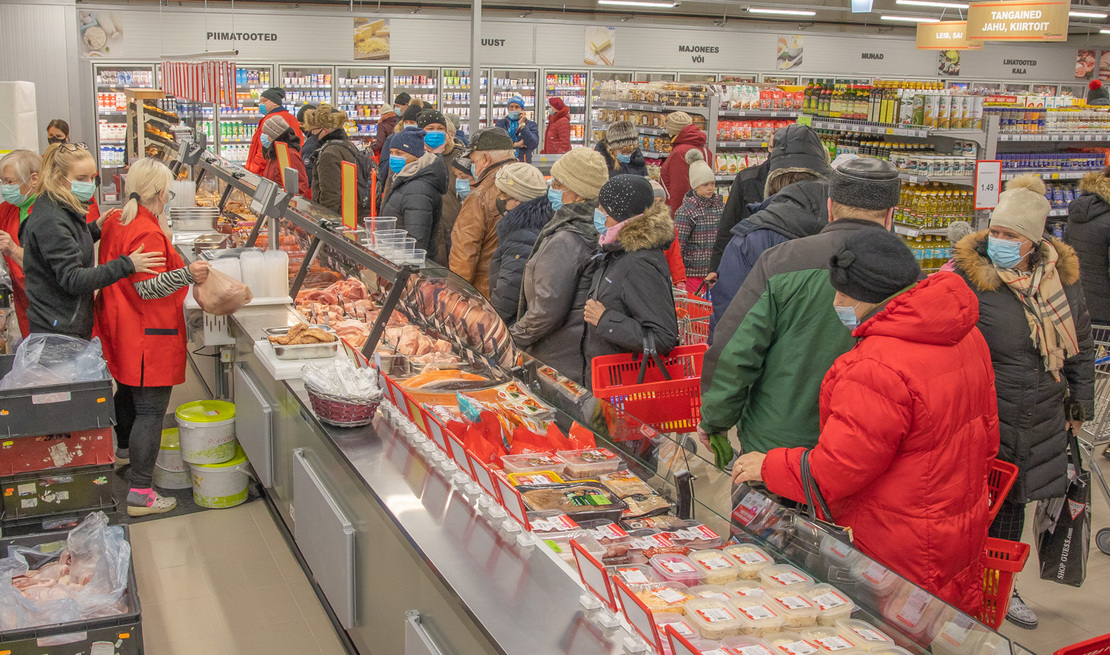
left=545, top=71, right=588, bottom=146
left=172, top=99, right=215, bottom=148
left=391, top=68, right=439, bottom=109
left=93, top=63, right=156, bottom=202
left=215, top=65, right=274, bottom=165
left=634, top=72, right=676, bottom=82
left=279, top=65, right=334, bottom=113
left=721, top=74, right=758, bottom=83
left=337, top=66, right=387, bottom=147
left=441, top=68, right=488, bottom=135
left=590, top=71, right=633, bottom=144
left=490, top=69, right=537, bottom=124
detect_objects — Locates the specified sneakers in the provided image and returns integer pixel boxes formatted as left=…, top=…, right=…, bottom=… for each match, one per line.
left=1006, top=590, right=1039, bottom=630
left=115, top=447, right=129, bottom=461
left=126, top=490, right=177, bottom=517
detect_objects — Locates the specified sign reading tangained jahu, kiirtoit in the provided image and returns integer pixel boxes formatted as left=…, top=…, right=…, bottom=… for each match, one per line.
left=967, top=0, right=1069, bottom=41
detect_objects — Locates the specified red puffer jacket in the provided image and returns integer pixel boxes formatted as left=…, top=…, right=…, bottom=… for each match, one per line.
left=661, top=123, right=709, bottom=217
left=544, top=107, right=571, bottom=154
left=762, top=272, right=1000, bottom=614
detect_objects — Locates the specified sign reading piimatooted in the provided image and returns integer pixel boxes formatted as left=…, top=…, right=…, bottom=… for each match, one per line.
left=967, top=0, right=1069, bottom=42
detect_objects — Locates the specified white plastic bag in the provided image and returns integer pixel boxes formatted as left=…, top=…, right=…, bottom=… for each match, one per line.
left=0, top=334, right=109, bottom=389
left=302, top=358, right=381, bottom=401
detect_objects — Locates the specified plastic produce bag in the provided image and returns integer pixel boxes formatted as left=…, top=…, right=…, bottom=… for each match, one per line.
left=192, top=267, right=253, bottom=316
left=302, top=358, right=380, bottom=401
left=0, top=334, right=109, bottom=390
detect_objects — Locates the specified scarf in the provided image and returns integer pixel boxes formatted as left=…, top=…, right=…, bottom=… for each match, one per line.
left=996, top=243, right=1079, bottom=381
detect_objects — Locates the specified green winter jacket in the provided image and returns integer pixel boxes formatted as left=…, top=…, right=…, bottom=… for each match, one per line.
left=700, top=218, right=890, bottom=454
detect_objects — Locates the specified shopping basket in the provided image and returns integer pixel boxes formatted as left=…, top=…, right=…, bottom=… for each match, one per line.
left=675, top=288, right=713, bottom=346
left=978, top=537, right=1031, bottom=629
left=591, top=336, right=707, bottom=434
left=986, top=459, right=1019, bottom=523
left=1053, top=632, right=1110, bottom=655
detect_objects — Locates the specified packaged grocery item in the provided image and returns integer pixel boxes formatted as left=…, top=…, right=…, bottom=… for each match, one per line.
left=819, top=535, right=861, bottom=570
left=930, top=609, right=985, bottom=655
left=803, top=584, right=855, bottom=626
left=520, top=482, right=629, bottom=522
left=731, top=596, right=786, bottom=637
left=624, top=515, right=693, bottom=531
left=623, top=492, right=673, bottom=519
left=543, top=531, right=604, bottom=566
left=685, top=598, right=746, bottom=640
left=501, top=453, right=568, bottom=476
left=609, top=563, right=662, bottom=586
left=651, top=553, right=705, bottom=586
left=635, top=581, right=695, bottom=614
left=689, top=549, right=744, bottom=585
left=835, top=620, right=895, bottom=651
left=557, top=448, right=624, bottom=478
left=578, top=519, right=634, bottom=562
left=507, top=471, right=563, bottom=486
left=655, top=612, right=700, bottom=643
left=721, top=635, right=780, bottom=655
left=726, top=579, right=766, bottom=598
left=765, top=632, right=821, bottom=655
left=528, top=511, right=580, bottom=534
left=800, top=626, right=862, bottom=653
left=765, top=588, right=820, bottom=628
left=724, top=543, right=775, bottom=579
left=689, top=584, right=734, bottom=602
left=880, top=584, right=941, bottom=639
left=759, top=564, right=815, bottom=589
left=598, top=469, right=654, bottom=496
left=665, top=523, right=726, bottom=550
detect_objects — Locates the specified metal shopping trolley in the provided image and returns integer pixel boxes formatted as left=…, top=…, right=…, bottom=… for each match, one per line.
left=1082, top=326, right=1110, bottom=555
left=674, top=287, right=713, bottom=346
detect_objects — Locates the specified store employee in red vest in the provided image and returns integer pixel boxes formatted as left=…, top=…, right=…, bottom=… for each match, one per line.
left=246, top=87, right=304, bottom=175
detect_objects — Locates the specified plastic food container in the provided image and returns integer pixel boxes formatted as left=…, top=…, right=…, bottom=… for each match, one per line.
left=689, top=584, right=734, bottom=602
left=930, top=610, right=986, bottom=655
left=689, top=549, right=744, bottom=585
left=726, top=579, right=766, bottom=598
left=765, top=632, right=821, bottom=655
left=803, top=584, right=855, bottom=626
left=666, top=523, right=726, bottom=550
left=598, top=469, right=654, bottom=497
left=190, top=444, right=250, bottom=508
left=730, top=596, right=786, bottom=637
left=635, top=581, right=695, bottom=614
left=880, top=584, right=942, bottom=640
left=850, top=557, right=907, bottom=604
left=685, top=597, right=745, bottom=640
left=654, top=612, right=699, bottom=643
left=175, top=400, right=237, bottom=464
left=608, top=563, right=662, bottom=587
left=724, top=543, right=775, bottom=579
left=543, top=531, right=604, bottom=565
left=507, top=471, right=564, bottom=486
left=557, top=448, right=624, bottom=478
left=579, top=519, right=634, bottom=562
left=154, top=428, right=192, bottom=490
left=800, top=626, right=861, bottom=653
left=651, top=553, right=705, bottom=586
left=721, top=635, right=780, bottom=655
left=765, top=588, right=820, bottom=628
left=820, top=535, right=861, bottom=570
left=835, top=620, right=896, bottom=651
left=519, top=481, right=629, bottom=523
left=262, top=325, right=339, bottom=360
left=760, top=564, right=815, bottom=589
left=501, top=453, right=568, bottom=476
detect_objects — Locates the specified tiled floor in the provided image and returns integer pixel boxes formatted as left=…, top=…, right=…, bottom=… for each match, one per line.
left=132, top=500, right=347, bottom=655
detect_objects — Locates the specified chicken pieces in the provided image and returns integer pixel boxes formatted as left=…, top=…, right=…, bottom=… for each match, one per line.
left=268, top=323, right=337, bottom=346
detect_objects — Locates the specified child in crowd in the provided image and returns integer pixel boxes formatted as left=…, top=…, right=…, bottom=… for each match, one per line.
left=674, top=150, right=723, bottom=294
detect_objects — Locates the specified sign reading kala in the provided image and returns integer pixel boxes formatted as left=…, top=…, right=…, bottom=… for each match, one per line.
left=916, top=21, right=983, bottom=50
left=967, top=0, right=1069, bottom=41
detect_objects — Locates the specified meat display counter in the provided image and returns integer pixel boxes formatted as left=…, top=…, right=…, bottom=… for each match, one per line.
left=169, top=144, right=1028, bottom=655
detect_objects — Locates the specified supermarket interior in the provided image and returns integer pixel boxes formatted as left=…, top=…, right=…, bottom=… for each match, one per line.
left=5, top=0, right=1110, bottom=654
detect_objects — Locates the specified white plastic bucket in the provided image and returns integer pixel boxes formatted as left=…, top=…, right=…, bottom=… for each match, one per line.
left=175, top=400, right=236, bottom=464
left=190, top=444, right=250, bottom=509
left=156, top=428, right=188, bottom=473
left=154, top=463, right=192, bottom=490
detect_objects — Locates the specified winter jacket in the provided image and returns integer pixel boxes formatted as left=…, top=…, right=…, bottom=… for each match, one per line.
left=378, top=126, right=422, bottom=195
left=701, top=219, right=888, bottom=454
left=246, top=110, right=303, bottom=175
left=20, top=193, right=134, bottom=338
left=763, top=273, right=999, bottom=615
left=674, top=190, right=724, bottom=279
left=433, top=139, right=467, bottom=266
left=455, top=130, right=469, bottom=147
left=1066, top=172, right=1110, bottom=324
left=510, top=201, right=599, bottom=384
left=372, top=113, right=399, bottom=158
left=494, top=117, right=540, bottom=163
left=585, top=202, right=679, bottom=386
left=595, top=141, right=649, bottom=178
left=489, top=196, right=555, bottom=324
left=262, top=138, right=312, bottom=199
left=310, top=130, right=360, bottom=215
left=713, top=160, right=769, bottom=272
left=710, top=180, right=829, bottom=337
left=544, top=108, right=572, bottom=154
left=660, top=124, right=710, bottom=218
left=954, top=232, right=1095, bottom=502
left=301, top=133, right=320, bottom=183
left=450, top=158, right=513, bottom=298
left=381, top=152, right=447, bottom=254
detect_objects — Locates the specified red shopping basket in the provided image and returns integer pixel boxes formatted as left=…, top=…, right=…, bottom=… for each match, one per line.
left=1053, top=633, right=1110, bottom=655
left=591, top=342, right=707, bottom=434
left=978, top=537, right=1030, bottom=629
left=987, top=459, right=1019, bottom=522
left=675, top=292, right=713, bottom=346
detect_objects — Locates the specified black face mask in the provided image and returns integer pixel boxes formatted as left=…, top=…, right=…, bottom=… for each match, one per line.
left=495, top=198, right=509, bottom=216
left=48, top=137, right=66, bottom=144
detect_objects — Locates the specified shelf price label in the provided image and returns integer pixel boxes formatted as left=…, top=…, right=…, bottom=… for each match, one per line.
left=974, top=160, right=1002, bottom=210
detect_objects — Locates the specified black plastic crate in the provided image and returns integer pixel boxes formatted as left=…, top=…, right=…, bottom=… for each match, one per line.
left=0, top=526, right=142, bottom=655
left=1, top=463, right=115, bottom=522
left=0, top=355, right=115, bottom=439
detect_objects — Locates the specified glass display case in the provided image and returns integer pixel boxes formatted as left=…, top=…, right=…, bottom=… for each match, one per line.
left=337, top=66, right=388, bottom=147
left=720, top=74, right=759, bottom=83
left=635, top=72, right=677, bottom=82
left=93, top=63, right=156, bottom=202
left=279, top=65, right=334, bottom=113
left=590, top=71, right=634, bottom=142
left=678, top=73, right=718, bottom=83
left=441, top=68, right=489, bottom=135
left=546, top=71, right=588, bottom=146
left=490, top=68, right=538, bottom=123
left=392, top=68, right=439, bottom=108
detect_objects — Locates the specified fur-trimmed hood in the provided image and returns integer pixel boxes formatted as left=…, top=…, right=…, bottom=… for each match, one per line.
left=953, top=230, right=1080, bottom=292
left=1071, top=172, right=1110, bottom=224
left=610, top=201, right=675, bottom=253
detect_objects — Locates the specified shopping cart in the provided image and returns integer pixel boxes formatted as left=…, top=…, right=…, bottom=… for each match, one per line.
left=1081, top=325, right=1110, bottom=556
left=674, top=287, right=713, bottom=346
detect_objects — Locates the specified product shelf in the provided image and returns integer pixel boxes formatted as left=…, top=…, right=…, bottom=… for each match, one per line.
left=718, top=140, right=771, bottom=148
left=592, top=99, right=710, bottom=116
left=808, top=117, right=931, bottom=138
left=1000, top=169, right=1098, bottom=181
left=898, top=173, right=974, bottom=186
left=998, top=132, right=1110, bottom=142
left=719, top=109, right=800, bottom=119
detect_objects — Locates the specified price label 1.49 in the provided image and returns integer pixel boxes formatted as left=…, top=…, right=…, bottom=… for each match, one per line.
left=974, top=160, right=1002, bottom=210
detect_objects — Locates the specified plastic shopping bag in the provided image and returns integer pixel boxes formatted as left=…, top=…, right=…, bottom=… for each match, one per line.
left=192, top=267, right=253, bottom=316
left=1034, top=431, right=1091, bottom=587
left=0, top=334, right=109, bottom=389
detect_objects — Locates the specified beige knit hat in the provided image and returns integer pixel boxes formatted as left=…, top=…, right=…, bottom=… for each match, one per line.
left=495, top=163, right=548, bottom=202
left=551, top=147, right=609, bottom=200
left=989, top=174, right=1050, bottom=243
left=262, top=115, right=291, bottom=140
left=379, top=103, right=394, bottom=117
left=665, top=111, right=693, bottom=137
left=686, top=150, right=715, bottom=189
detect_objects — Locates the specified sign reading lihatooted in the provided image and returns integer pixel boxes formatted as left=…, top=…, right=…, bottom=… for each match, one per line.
left=967, top=0, right=1069, bottom=42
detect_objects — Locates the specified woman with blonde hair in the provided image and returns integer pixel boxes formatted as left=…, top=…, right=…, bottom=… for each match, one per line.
left=23, top=144, right=163, bottom=338
left=94, top=158, right=209, bottom=516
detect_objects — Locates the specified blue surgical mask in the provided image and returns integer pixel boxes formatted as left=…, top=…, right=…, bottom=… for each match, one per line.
left=507, top=111, right=521, bottom=121
left=456, top=178, right=471, bottom=199
left=1, top=184, right=26, bottom=206
left=424, top=130, right=447, bottom=149
left=834, top=304, right=859, bottom=330
left=470, top=163, right=478, bottom=178
left=70, top=180, right=96, bottom=202
left=258, top=104, right=269, bottom=116
left=260, top=134, right=273, bottom=149
left=389, top=155, right=407, bottom=175
left=547, top=188, right=564, bottom=212
left=987, top=235, right=1027, bottom=269
left=594, top=208, right=608, bottom=235
left=394, top=106, right=404, bottom=116
left=616, top=153, right=632, bottom=164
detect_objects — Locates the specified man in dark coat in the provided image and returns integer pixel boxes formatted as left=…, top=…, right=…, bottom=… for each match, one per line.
left=380, top=129, right=447, bottom=254
left=710, top=158, right=769, bottom=274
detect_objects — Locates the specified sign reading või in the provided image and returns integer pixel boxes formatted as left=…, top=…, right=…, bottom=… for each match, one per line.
left=967, top=0, right=1069, bottom=41
left=916, top=21, right=983, bottom=50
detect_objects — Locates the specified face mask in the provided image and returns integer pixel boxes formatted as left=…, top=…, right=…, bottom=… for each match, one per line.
left=260, top=134, right=273, bottom=149
left=547, top=188, right=564, bottom=212
left=389, top=155, right=407, bottom=175
left=834, top=304, right=859, bottom=330
left=495, top=198, right=511, bottom=216
left=48, top=137, right=66, bottom=145
left=456, top=178, right=471, bottom=199
left=1, top=184, right=26, bottom=206
left=616, top=153, right=632, bottom=164
left=70, top=180, right=96, bottom=202
left=470, top=162, right=478, bottom=178
left=258, top=104, right=269, bottom=116
left=594, top=208, right=609, bottom=235
left=424, top=130, right=447, bottom=149
left=987, top=235, right=1027, bottom=269
left=395, top=106, right=404, bottom=116
left=507, top=111, right=521, bottom=121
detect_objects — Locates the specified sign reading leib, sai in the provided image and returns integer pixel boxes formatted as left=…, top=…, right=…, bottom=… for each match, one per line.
left=967, top=0, right=1069, bottom=42
left=916, top=21, right=982, bottom=50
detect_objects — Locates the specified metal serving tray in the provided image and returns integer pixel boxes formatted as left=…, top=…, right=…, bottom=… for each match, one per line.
left=262, top=325, right=340, bottom=360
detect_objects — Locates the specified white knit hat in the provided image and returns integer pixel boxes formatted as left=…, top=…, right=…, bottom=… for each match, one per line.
left=989, top=174, right=1050, bottom=243
left=551, top=147, right=609, bottom=200
left=665, top=111, right=693, bottom=137
left=686, top=150, right=714, bottom=189
left=495, top=163, right=548, bottom=202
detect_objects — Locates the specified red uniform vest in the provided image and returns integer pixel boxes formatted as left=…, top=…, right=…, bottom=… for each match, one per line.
left=0, top=202, right=29, bottom=337
left=246, top=110, right=305, bottom=175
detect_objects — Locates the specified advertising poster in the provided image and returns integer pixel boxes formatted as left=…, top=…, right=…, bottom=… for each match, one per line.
left=354, top=17, right=390, bottom=60
left=938, top=50, right=962, bottom=76
left=777, top=35, right=803, bottom=70
left=1077, top=49, right=1097, bottom=79
left=584, top=26, right=616, bottom=66
left=79, top=10, right=125, bottom=58
left=1101, top=52, right=1110, bottom=80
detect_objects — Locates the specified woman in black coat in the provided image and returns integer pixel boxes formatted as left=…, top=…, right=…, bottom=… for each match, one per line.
left=380, top=130, right=447, bottom=254
left=488, top=188, right=554, bottom=325
left=1067, top=169, right=1110, bottom=325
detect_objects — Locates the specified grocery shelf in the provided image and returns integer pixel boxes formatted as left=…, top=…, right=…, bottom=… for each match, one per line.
left=998, top=132, right=1110, bottom=142
left=339, top=84, right=386, bottom=90
left=809, top=117, right=930, bottom=138
left=718, top=140, right=770, bottom=148
left=898, top=173, right=974, bottom=186
left=1000, top=169, right=1097, bottom=181
left=719, top=109, right=800, bottom=119
left=895, top=223, right=950, bottom=238
left=641, top=150, right=669, bottom=158
left=98, top=139, right=125, bottom=144
left=592, top=99, right=710, bottom=116
left=283, top=85, right=332, bottom=90
left=592, top=120, right=668, bottom=136
left=715, top=174, right=734, bottom=182
left=1049, top=208, right=1068, bottom=217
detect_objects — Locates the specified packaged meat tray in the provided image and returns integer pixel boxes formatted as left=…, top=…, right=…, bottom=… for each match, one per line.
left=608, top=563, right=662, bottom=587
left=627, top=529, right=684, bottom=563
left=654, top=612, right=699, bottom=644
left=689, top=549, right=744, bottom=585
left=578, top=519, right=633, bottom=562
left=634, top=581, right=695, bottom=614
left=802, top=584, right=855, bottom=626
left=623, top=515, right=695, bottom=531
left=622, top=492, right=673, bottom=519
left=650, top=553, right=705, bottom=586
left=730, top=596, right=786, bottom=637
left=765, top=587, right=821, bottom=628
left=507, top=471, right=563, bottom=486
left=665, top=522, right=725, bottom=550
left=724, top=543, right=775, bottom=579
left=759, top=564, right=815, bottom=589
left=835, top=620, right=896, bottom=651
left=557, top=448, right=624, bottom=478
left=765, top=632, right=821, bottom=655
left=800, top=626, right=863, bottom=653
left=689, top=583, right=734, bottom=602
left=721, top=635, right=781, bottom=655
left=519, top=482, right=628, bottom=523
left=598, top=469, right=654, bottom=496
left=501, top=453, right=568, bottom=476
left=527, top=511, right=580, bottom=535
left=685, top=597, right=745, bottom=640
left=726, top=579, right=767, bottom=598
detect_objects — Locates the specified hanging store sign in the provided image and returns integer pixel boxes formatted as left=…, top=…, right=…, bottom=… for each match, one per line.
left=916, top=22, right=982, bottom=50
left=967, top=0, right=1070, bottom=42
left=160, top=61, right=237, bottom=106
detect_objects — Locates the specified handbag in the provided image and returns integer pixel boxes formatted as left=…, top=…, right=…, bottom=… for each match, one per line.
left=800, top=449, right=854, bottom=546
left=1034, top=429, right=1091, bottom=587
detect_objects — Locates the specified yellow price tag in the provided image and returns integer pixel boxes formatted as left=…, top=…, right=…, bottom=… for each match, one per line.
left=1051, top=173, right=1060, bottom=179
left=885, top=128, right=895, bottom=135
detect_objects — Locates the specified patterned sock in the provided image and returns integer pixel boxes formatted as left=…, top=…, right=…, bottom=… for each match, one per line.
left=127, top=487, right=155, bottom=507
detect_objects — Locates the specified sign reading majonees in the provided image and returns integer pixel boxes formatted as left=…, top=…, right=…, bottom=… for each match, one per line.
left=967, top=0, right=1069, bottom=42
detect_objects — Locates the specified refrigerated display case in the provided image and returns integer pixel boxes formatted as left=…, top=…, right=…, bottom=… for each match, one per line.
left=679, top=73, right=717, bottom=83
left=635, top=72, right=676, bottom=82
left=93, top=63, right=156, bottom=202
left=337, top=66, right=388, bottom=147
left=590, top=71, right=633, bottom=142
left=490, top=69, right=538, bottom=124
left=545, top=71, right=588, bottom=146
left=215, top=65, right=274, bottom=165
left=280, top=65, right=334, bottom=113
left=720, top=74, right=758, bottom=83
left=392, top=68, right=439, bottom=108
left=441, top=68, right=489, bottom=134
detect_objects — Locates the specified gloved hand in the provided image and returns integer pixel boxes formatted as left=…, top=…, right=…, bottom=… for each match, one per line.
left=709, top=431, right=734, bottom=471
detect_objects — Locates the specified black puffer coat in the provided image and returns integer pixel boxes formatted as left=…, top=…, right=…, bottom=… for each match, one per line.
left=584, top=202, right=679, bottom=386
left=595, top=141, right=649, bottom=178
left=954, top=232, right=1095, bottom=502
left=380, top=152, right=448, bottom=254
left=489, top=196, right=554, bottom=324
left=1066, top=172, right=1110, bottom=324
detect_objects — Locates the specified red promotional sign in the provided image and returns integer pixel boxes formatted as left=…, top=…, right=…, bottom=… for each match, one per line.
left=613, top=577, right=663, bottom=654
left=571, top=539, right=616, bottom=612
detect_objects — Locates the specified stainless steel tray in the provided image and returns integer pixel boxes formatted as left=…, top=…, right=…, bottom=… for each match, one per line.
left=263, top=325, right=340, bottom=360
